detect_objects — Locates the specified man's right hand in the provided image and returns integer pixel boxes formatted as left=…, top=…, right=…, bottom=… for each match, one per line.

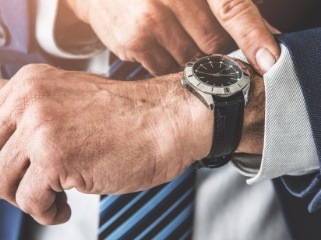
left=67, top=0, right=282, bottom=76
left=66, top=0, right=234, bottom=75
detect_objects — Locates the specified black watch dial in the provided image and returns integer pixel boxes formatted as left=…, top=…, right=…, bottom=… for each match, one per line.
left=193, top=56, right=243, bottom=87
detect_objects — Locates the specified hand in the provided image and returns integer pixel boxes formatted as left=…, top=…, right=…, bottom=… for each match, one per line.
left=66, top=0, right=234, bottom=75
left=0, top=63, right=264, bottom=225
left=206, top=0, right=281, bottom=74
left=0, top=64, right=212, bottom=225
left=0, top=79, right=7, bottom=88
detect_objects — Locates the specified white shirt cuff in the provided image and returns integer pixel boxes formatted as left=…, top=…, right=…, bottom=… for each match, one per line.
left=230, top=44, right=319, bottom=184
left=35, top=0, right=104, bottom=59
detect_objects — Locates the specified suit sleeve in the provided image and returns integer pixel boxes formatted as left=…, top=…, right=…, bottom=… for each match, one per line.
left=276, top=28, right=321, bottom=212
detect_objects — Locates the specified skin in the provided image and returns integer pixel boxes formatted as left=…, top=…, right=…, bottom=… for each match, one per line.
left=0, top=0, right=288, bottom=227
left=0, top=63, right=264, bottom=225
left=66, top=0, right=280, bottom=75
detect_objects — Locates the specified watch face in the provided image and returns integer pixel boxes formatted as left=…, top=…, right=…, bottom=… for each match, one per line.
left=193, top=56, right=243, bottom=87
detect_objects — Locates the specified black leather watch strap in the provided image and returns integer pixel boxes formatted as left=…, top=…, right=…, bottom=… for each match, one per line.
left=193, top=91, right=245, bottom=169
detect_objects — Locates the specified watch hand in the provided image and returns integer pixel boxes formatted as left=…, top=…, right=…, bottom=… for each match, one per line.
left=213, top=73, right=238, bottom=77
left=214, top=66, right=230, bottom=74
left=197, top=71, right=238, bottom=77
left=196, top=71, right=217, bottom=76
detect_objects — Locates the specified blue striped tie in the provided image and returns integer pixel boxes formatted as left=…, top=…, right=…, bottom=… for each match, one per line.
left=98, top=57, right=196, bottom=240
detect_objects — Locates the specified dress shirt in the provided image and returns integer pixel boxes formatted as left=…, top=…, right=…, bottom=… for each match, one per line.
left=230, top=46, right=319, bottom=184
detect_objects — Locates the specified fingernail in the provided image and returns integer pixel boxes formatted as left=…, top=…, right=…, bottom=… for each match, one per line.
left=256, top=48, right=276, bottom=73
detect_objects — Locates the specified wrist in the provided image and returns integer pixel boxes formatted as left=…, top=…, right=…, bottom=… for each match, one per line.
left=166, top=73, right=213, bottom=166
left=236, top=72, right=265, bottom=155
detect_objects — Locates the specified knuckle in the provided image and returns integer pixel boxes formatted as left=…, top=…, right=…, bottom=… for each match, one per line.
left=239, top=26, right=265, bottom=52
left=17, top=197, right=33, bottom=214
left=118, top=34, right=151, bottom=54
left=16, top=64, right=52, bottom=81
left=199, top=36, right=222, bottom=54
left=115, top=35, right=144, bottom=57
left=23, top=78, right=44, bottom=95
left=176, top=44, right=201, bottom=66
left=114, top=48, right=134, bottom=62
left=17, top=64, right=38, bottom=77
left=32, top=126, right=53, bottom=149
left=39, top=217, right=56, bottom=226
left=18, top=195, right=49, bottom=220
left=114, top=4, right=158, bottom=55
left=36, top=218, right=51, bottom=226
left=30, top=104, right=48, bottom=128
left=68, top=175, right=87, bottom=192
left=218, top=0, right=252, bottom=23
left=116, top=52, right=130, bottom=62
left=139, top=2, right=159, bottom=24
left=30, top=127, right=64, bottom=169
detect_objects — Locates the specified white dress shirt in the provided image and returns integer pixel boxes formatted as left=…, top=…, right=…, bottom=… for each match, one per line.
left=29, top=0, right=318, bottom=239
left=229, top=46, right=319, bottom=184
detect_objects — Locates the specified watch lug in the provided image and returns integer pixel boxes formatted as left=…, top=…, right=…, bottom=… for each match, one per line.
left=181, top=78, right=188, bottom=87
left=242, top=81, right=250, bottom=105
left=198, top=91, right=214, bottom=110
left=182, top=78, right=214, bottom=110
left=192, top=88, right=214, bottom=110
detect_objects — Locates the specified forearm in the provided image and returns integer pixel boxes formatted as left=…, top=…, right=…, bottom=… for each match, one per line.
left=151, top=71, right=264, bottom=164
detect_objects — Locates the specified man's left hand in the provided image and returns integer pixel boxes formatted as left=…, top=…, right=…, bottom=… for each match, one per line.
left=0, top=63, right=265, bottom=225
left=0, top=64, right=212, bottom=225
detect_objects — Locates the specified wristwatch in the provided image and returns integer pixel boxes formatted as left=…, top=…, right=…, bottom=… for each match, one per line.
left=181, top=54, right=251, bottom=169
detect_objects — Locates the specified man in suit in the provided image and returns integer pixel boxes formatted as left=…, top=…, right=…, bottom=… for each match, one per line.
left=3, top=0, right=318, bottom=239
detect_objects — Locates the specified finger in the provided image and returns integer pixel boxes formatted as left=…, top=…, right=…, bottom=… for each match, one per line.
left=30, top=192, right=71, bottom=226
left=0, top=79, right=8, bottom=88
left=166, top=0, right=233, bottom=54
left=208, top=0, right=280, bottom=74
left=0, top=65, right=35, bottom=107
left=0, top=78, right=14, bottom=107
left=0, top=130, right=29, bottom=205
left=0, top=88, right=24, bottom=149
left=155, top=10, right=203, bottom=66
left=135, top=45, right=181, bottom=76
left=16, top=165, right=71, bottom=225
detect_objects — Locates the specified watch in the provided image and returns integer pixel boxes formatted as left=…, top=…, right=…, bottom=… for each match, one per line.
left=181, top=54, right=251, bottom=169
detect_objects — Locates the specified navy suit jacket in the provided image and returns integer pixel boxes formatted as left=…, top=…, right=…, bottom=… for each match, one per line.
left=1, top=1, right=321, bottom=240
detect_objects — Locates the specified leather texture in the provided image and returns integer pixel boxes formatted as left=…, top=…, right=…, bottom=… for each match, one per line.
left=194, top=91, right=244, bottom=169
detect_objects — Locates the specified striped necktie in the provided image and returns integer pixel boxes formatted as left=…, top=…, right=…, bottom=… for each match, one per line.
left=98, top=57, right=196, bottom=240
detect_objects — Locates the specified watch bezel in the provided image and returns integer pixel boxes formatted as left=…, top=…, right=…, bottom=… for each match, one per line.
left=183, top=54, right=251, bottom=98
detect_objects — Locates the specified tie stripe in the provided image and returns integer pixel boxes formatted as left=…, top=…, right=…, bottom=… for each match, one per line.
left=99, top=168, right=195, bottom=240
left=135, top=188, right=194, bottom=239
left=99, top=57, right=195, bottom=240
left=152, top=203, right=194, bottom=240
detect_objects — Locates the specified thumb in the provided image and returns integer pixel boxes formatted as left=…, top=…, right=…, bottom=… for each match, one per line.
left=208, top=0, right=280, bottom=74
